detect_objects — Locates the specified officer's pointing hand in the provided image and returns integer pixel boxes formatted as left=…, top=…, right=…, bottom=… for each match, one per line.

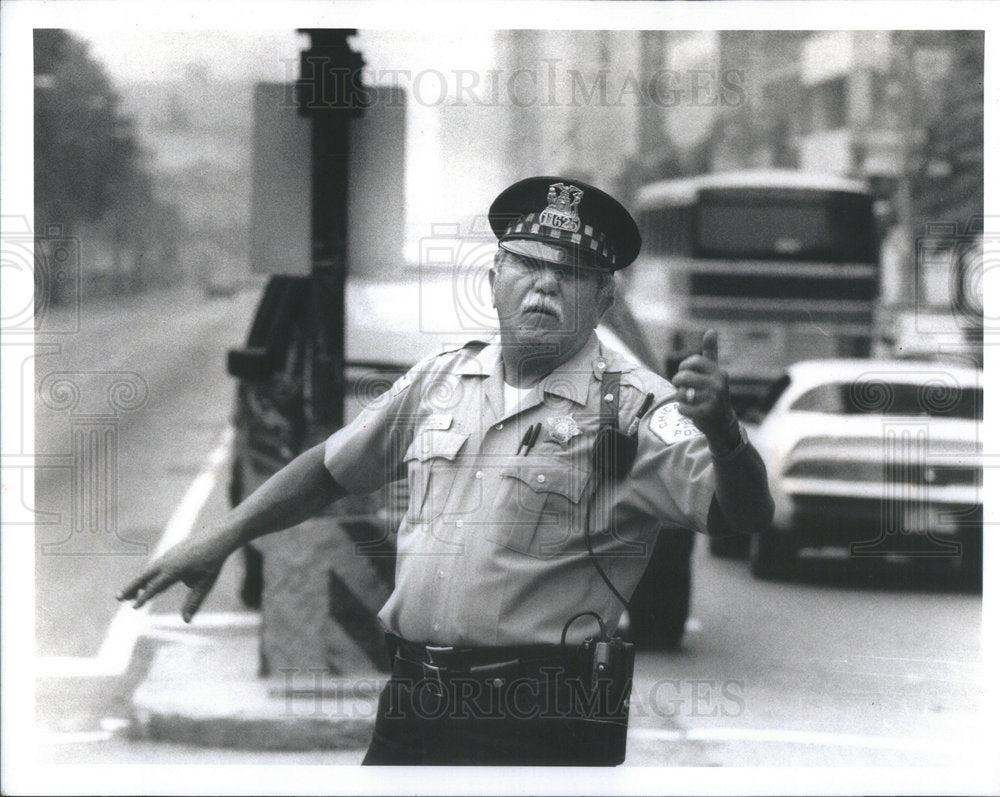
left=672, top=329, right=738, bottom=447
left=117, top=534, right=227, bottom=623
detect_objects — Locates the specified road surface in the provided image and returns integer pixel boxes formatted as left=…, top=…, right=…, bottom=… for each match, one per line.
left=21, top=285, right=990, bottom=789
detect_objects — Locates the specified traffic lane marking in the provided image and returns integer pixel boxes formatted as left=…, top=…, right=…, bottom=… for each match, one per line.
left=825, top=668, right=981, bottom=686
left=851, top=654, right=982, bottom=667
left=629, top=726, right=981, bottom=756
left=37, top=730, right=115, bottom=745
left=148, top=611, right=260, bottom=629
left=36, top=429, right=233, bottom=679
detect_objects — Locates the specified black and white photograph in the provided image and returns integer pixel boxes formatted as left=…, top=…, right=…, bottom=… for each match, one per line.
left=1, top=1, right=995, bottom=794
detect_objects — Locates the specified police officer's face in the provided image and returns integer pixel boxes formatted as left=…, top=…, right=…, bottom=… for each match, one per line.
left=489, top=250, right=606, bottom=351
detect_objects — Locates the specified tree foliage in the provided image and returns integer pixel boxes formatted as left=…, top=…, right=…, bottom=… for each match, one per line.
left=34, top=30, right=181, bottom=294
left=36, top=31, right=129, bottom=228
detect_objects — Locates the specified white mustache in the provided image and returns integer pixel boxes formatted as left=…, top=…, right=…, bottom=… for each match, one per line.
left=521, top=298, right=563, bottom=322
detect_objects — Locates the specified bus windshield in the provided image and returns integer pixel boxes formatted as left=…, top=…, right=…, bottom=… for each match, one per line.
left=694, top=189, right=878, bottom=264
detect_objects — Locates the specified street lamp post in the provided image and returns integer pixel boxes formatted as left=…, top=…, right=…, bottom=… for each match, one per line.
left=296, top=29, right=366, bottom=434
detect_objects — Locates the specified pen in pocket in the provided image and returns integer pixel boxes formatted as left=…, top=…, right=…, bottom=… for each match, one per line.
left=517, top=423, right=541, bottom=455
left=626, top=393, right=655, bottom=436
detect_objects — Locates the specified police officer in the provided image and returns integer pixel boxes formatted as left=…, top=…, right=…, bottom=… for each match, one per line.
left=118, top=176, right=774, bottom=766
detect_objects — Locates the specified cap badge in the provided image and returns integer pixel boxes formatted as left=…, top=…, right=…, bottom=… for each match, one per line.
left=539, top=183, right=583, bottom=233
left=544, top=414, right=581, bottom=447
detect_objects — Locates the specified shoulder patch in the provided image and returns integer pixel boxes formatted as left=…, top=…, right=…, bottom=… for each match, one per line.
left=648, top=402, right=703, bottom=445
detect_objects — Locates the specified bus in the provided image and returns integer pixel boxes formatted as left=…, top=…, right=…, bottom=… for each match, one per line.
left=624, top=170, right=881, bottom=412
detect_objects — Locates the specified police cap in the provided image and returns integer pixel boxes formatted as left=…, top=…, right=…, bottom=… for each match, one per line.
left=488, top=176, right=641, bottom=271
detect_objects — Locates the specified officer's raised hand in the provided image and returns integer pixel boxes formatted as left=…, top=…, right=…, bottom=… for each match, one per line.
left=672, top=329, right=740, bottom=453
left=116, top=531, right=230, bottom=622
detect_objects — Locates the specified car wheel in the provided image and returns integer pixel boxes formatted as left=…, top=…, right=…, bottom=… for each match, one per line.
left=958, top=532, right=983, bottom=591
left=709, top=534, right=750, bottom=559
left=749, top=528, right=796, bottom=580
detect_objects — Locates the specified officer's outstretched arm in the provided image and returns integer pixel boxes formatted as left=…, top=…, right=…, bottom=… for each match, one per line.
left=117, top=442, right=346, bottom=621
left=672, top=329, right=774, bottom=536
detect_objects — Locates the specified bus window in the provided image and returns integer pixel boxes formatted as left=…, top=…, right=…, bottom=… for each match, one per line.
left=694, top=190, right=877, bottom=264
left=639, top=207, right=693, bottom=256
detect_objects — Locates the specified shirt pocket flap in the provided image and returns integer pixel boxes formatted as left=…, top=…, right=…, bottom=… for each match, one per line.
left=404, top=430, right=469, bottom=463
left=499, top=460, right=588, bottom=503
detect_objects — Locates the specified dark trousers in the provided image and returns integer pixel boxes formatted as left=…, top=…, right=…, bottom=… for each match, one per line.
left=362, top=658, right=630, bottom=766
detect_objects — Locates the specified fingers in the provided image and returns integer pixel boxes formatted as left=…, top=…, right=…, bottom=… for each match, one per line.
left=131, top=571, right=177, bottom=609
left=181, top=571, right=218, bottom=623
left=701, top=329, right=718, bottom=363
left=671, top=369, right=714, bottom=391
left=117, top=567, right=159, bottom=602
left=675, top=353, right=718, bottom=375
left=678, top=331, right=720, bottom=373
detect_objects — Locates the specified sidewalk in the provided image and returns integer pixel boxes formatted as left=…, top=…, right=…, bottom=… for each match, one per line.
left=129, top=621, right=380, bottom=752
left=126, top=623, right=689, bottom=757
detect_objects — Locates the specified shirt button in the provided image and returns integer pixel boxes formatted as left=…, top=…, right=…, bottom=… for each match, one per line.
left=437, top=570, right=446, bottom=579
left=456, top=519, right=464, bottom=528
left=492, top=678, right=505, bottom=688
left=495, top=423, right=503, bottom=430
left=422, top=445, right=430, bottom=453
left=604, top=393, right=614, bottom=402
left=536, top=474, right=546, bottom=483
left=475, top=471, right=483, bottom=479
left=433, top=622, right=440, bottom=632
left=597, top=360, right=606, bottom=370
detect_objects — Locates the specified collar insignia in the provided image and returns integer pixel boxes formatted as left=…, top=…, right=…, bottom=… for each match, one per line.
left=538, top=182, right=583, bottom=232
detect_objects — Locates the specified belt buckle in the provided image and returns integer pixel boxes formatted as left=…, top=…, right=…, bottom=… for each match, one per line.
left=421, top=661, right=445, bottom=695
left=422, top=645, right=454, bottom=695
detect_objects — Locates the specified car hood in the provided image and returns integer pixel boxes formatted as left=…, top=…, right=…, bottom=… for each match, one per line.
left=345, top=272, right=498, bottom=366
left=344, top=271, right=656, bottom=370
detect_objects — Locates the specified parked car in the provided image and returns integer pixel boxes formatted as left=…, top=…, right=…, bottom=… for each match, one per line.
left=739, top=359, right=983, bottom=583
left=226, top=270, right=695, bottom=648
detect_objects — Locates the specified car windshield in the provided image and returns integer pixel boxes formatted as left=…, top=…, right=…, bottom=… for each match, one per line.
left=790, top=381, right=982, bottom=420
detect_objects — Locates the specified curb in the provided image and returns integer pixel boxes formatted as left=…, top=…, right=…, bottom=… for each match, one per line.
left=127, top=624, right=689, bottom=754
left=129, top=630, right=382, bottom=751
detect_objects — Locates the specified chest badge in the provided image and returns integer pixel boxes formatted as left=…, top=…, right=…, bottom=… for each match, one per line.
left=425, top=414, right=453, bottom=431
left=544, top=414, right=580, bottom=448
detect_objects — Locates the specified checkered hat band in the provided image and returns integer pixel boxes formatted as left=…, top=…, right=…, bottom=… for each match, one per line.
left=504, top=212, right=615, bottom=263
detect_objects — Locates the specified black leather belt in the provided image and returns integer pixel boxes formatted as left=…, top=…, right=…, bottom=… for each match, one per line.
left=387, top=633, right=571, bottom=684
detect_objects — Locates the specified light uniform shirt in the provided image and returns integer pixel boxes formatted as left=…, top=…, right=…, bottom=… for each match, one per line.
left=323, top=331, right=716, bottom=647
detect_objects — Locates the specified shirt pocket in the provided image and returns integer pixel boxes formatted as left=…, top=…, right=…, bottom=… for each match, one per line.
left=486, top=457, right=589, bottom=557
left=402, top=430, right=469, bottom=523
